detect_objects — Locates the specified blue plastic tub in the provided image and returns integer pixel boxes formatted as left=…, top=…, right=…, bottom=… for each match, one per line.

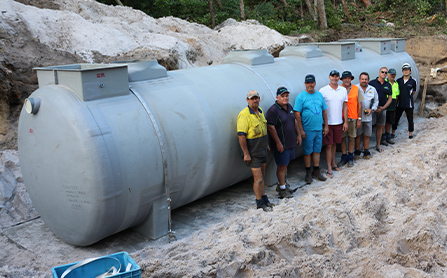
left=51, top=251, right=141, bottom=278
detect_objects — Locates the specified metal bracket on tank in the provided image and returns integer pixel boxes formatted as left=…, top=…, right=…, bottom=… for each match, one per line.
left=129, top=87, right=176, bottom=242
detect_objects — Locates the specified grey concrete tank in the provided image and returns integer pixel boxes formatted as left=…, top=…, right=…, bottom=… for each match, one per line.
left=18, top=38, right=419, bottom=246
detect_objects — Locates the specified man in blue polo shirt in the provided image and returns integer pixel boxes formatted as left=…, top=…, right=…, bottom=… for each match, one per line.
left=266, top=87, right=302, bottom=198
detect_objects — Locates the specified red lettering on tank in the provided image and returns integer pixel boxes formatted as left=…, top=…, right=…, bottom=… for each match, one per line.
left=97, top=73, right=106, bottom=78
left=29, top=128, right=34, bottom=133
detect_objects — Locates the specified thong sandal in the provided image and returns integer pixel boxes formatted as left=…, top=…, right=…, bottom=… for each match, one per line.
left=326, top=171, right=334, bottom=178
left=332, top=166, right=341, bottom=171
left=375, top=146, right=384, bottom=153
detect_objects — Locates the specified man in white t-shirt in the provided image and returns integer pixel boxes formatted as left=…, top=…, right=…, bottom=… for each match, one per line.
left=319, top=70, right=348, bottom=178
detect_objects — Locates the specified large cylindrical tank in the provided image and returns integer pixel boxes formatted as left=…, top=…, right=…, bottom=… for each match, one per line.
left=18, top=39, right=419, bottom=246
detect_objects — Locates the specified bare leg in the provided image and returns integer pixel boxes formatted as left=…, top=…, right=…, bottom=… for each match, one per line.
left=376, top=124, right=384, bottom=148
left=325, top=145, right=332, bottom=173
left=363, top=135, right=370, bottom=150
left=251, top=167, right=264, bottom=199
left=348, top=137, right=355, bottom=153
left=341, top=136, right=347, bottom=155
left=304, top=154, right=312, bottom=168
left=312, top=152, right=320, bottom=167
left=276, top=165, right=287, bottom=185
left=355, top=135, right=361, bottom=150
left=331, top=143, right=337, bottom=168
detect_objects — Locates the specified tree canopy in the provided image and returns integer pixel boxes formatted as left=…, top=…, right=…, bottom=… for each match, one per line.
left=97, top=0, right=447, bottom=36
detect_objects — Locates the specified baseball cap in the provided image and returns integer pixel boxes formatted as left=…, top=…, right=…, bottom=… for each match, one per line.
left=247, top=90, right=260, bottom=99
left=402, top=63, right=411, bottom=71
left=388, top=68, right=397, bottom=75
left=305, top=74, right=316, bottom=83
left=341, top=71, right=354, bottom=80
left=276, top=87, right=289, bottom=96
left=329, top=70, right=340, bottom=76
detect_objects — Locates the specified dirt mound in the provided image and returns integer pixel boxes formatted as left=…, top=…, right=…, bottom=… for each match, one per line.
left=0, top=0, right=310, bottom=149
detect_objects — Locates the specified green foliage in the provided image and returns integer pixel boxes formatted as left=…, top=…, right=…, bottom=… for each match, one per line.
left=264, top=19, right=298, bottom=35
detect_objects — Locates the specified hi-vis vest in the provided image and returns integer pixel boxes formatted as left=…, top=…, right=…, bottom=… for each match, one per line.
left=346, top=84, right=359, bottom=119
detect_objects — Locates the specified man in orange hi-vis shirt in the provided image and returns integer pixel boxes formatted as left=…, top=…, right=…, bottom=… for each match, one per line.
left=337, top=71, right=364, bottom=168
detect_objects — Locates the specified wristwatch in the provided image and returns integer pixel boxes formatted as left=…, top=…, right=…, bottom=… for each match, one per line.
left=358, top=117, right=362, bottom=120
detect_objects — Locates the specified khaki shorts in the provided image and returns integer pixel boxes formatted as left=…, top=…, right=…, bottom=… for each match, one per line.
left=342, top=118, right=357, bottom=138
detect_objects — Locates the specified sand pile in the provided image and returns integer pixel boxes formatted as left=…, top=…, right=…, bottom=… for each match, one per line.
left=128, top=116, right=447, bottom=277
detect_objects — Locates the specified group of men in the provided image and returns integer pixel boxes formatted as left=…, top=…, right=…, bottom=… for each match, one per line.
left=237, top=64, right=417, bottom=211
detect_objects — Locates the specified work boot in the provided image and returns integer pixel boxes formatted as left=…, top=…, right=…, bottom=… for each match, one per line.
left=276, top=182, right=293, bottom=194
left=354, top=150, right=362, bottom=160
left=312, top=167, right=327, bottom=182
left=347, top=153, right=354, bottom=167
left=278, top=188, right=293, bottom=199
left=386, top=138, right=395, bottom=144
left=363, top=149, right=371, bottom=159
left=262, top=195, right=274, bottom=208
left=337, top=154, right=348, bottom=168
left=305, top=168, right=313, bottom=184
left=256, top=198, right=273, bottom=212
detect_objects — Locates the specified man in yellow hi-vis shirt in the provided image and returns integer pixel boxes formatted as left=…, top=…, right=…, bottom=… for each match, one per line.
left=237, top=90, right=272, bottom=212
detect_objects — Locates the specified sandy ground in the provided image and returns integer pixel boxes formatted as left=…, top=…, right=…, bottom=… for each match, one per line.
left=2, top=114, right=447, bottom=277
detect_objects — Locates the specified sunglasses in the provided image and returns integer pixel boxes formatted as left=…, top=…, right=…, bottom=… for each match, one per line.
left=381, top=71, right=388, bottom=74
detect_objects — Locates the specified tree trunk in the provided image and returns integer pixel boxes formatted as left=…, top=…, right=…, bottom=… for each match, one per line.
left=360, top=0, right=371, bottom=8
left=281, top=0, right=288, bottom=7
left=304, top=0, right=317, bottom=22
left=240, top=0, right=245, bottom=20
left=216, top=0, right=223, bottom=8
left=208, top=0, right=215, bottom=28
left=341, top=0, right=350, bottom=21
left=316, top=0, right=327, bottom=29
left=300, top=0, right=304, bottom=18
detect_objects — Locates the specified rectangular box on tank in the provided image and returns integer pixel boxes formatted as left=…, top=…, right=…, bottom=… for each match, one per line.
left=390, top=38, right=406, bottom=52
left=340, top=38, right=392, bottom=55
left=34, top=64, right=129, bottom=101
left=316, top=42, right=355, bottom=61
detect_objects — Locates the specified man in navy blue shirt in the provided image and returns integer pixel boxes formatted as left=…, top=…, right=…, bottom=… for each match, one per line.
left=393, top=63, right=418, bottom=139
left=369, top=67, right=392, bottom=152
left=266, top=87, right=302, bottom=198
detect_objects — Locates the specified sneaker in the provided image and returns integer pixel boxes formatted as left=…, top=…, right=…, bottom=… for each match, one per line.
left=390, top=134, right=396, bottom=138
left=305, top=169, right=313, bottom=184
left=256, top=199, right=273, bottom=212
left=312, top=168, right=327, bottom=181
left=381, top=140, right=389, bottom=146
left=278, top=188, right=293, bottom=199
left=348, top=160, right=354, bottom=167
left=386, top=138, right=395, bottom=144
left=409, top=135, right=414, bottom=139
left=354, top=150, right=362, bottom=160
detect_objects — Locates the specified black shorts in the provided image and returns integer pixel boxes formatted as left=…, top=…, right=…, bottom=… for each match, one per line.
left=246, top=155, right=267, bottom=168
left=386, top=110, right=396, bottom=125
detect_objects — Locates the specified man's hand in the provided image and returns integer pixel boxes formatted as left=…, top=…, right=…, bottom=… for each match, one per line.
left=323, top=125, right=329, bottom=137
left=356, top=119, right=362, bottom=129
left=276, top=142, right=284, bottom=153
left=343, top=122, right=348, bottom=132
left=243, top=153, right=252, bottom=164
left=300, top=129, right=306, bottom=139
left=365, top=109, right=372, bottom=116
left=297, top=135, right=302, bottom=146
left=376, top=106, right=383, bottom=113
